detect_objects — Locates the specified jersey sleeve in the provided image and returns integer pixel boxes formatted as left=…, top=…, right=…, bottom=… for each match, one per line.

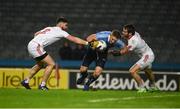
left=114, top=40, right=125, bottom=49
left=128, top=38, right=138, bottom=51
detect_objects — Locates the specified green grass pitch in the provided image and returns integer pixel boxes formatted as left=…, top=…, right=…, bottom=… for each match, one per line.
left=0, top=88, right=180, bottom=108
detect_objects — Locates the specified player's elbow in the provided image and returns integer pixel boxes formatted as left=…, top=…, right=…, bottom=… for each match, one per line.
left=86, top=34, right=96, bottom=42
left=86, top=37, right=92, bottom=42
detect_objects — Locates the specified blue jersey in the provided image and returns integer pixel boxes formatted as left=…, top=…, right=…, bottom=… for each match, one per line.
left=96, top=31, right=125, bottom=49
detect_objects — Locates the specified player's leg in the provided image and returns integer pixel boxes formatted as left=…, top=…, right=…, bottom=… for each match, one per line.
left=21, top=62, right=43, bottom=89
left=39, top=54, right=55, bottom=90
left=21, top=41, right=45, bottom=89
left=77, top=48, right=94, bottom=84
left=27, top=61, right=44, bottom=80
left=129, top=64, right=146, bottom=92
left=132, top=54, right=155, bottom=92
left=143, top=53, right=158, bottom=92
left=84, top=66, right=103, bottom=90
left=144, top=67, right=159, bottom=92
left=76, top=66, right=88, bottom=84
left=144, top=68, right=156, bottom=87
left=83, top=51, right=107, bottom=91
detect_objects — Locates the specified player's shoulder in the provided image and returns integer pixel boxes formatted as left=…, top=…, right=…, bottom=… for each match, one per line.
left=128, top=32, right=142, bottom=46
left=134, top=32, right=141, bottom=38
left=130, top=32, right=140, bottom=40
left=128, top=35, right=138, bottom=45
left=53, top=26, right=62, bottom=31
left=96, top=31, right=111, bottom=39
left=53, top=27, right=67, bottom=33
left=51, top=27, right=69, bottom=36
left=96, top=31, right=111, bottom=35
left=114, top=39, right=125, bottom=47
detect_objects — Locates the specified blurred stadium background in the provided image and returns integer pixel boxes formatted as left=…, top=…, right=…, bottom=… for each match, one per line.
left=1, top=0, right=180, bottom=70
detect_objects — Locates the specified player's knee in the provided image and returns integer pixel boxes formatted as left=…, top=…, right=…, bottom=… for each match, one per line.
left=36, top=61, right=44, bottom=68
left=94, top=70, right=101, bottom=77
left=80, top=69, right=86, bottom=73
left=39, top=63, right=44, bottom=68
left=48, top=63, right=55, bottom=69
left=80, top=67, right=87, bottom=73
left=129, top=69, right=136, bottom=75
left=94, top=67, right=103, bottom=77
left=93, top=73, right=99, bottom=78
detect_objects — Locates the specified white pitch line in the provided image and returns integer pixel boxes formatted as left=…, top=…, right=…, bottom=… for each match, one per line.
left=88, top=94, right=179, bottom=103
left=89, top=98, right=119, bottom=103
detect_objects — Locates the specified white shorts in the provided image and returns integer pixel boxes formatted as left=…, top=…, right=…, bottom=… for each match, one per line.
left=131, top=52, right=155, bottom=70
left=27, top=41, right=46, bottom=58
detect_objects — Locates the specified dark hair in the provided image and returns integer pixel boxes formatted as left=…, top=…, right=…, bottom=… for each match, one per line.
left=111, top=30, right=121, bottom=39
left=56, top=17, right=68, bottom=24
left=123, top=24, right=135, bottom=35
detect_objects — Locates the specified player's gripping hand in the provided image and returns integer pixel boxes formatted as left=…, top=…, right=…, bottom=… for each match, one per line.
left=108, top=50, right=121, bottom=56
left=89, top=40, right=99, bottom=49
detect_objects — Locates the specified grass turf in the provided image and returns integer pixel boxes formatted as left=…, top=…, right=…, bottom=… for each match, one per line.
left=0, top=88, right=180, bottom=108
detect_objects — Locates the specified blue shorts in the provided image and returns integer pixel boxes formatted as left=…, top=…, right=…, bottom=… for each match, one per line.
left=82, top=48, right=108, bottom=68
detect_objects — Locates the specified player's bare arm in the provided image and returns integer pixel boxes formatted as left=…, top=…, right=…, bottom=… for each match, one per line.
left=86, top=34, right=97, bottom=42
left=66, top=35, right=88, bottom=45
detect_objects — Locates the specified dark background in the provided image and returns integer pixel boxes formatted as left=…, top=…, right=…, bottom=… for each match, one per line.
left=0, top=0, right=180, bottom=70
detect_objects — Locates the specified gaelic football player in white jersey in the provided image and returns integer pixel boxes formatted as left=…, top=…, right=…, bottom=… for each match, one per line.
left=110, top=24, right=158, bottom=93
left=21, top=17, right=90, bottom=90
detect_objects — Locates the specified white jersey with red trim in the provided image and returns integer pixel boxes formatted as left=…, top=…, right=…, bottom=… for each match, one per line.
left=32, top=26, right=69, bottom=47
left=128, top=32, right=153, bottom=57
left=128, top=32, right=155, bottom=69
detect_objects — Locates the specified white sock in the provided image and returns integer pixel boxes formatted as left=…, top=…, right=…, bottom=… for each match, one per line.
left=24, top=79, right=30, bottom=83
left=41, top=81, right=46, bottom=86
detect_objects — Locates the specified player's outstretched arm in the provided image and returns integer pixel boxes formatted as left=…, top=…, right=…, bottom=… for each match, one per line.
left=66, top=35, right=88, bottom=45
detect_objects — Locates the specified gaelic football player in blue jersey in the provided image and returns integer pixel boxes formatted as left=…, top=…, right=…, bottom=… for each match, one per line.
left=77, top=30, right=126, bottom=91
